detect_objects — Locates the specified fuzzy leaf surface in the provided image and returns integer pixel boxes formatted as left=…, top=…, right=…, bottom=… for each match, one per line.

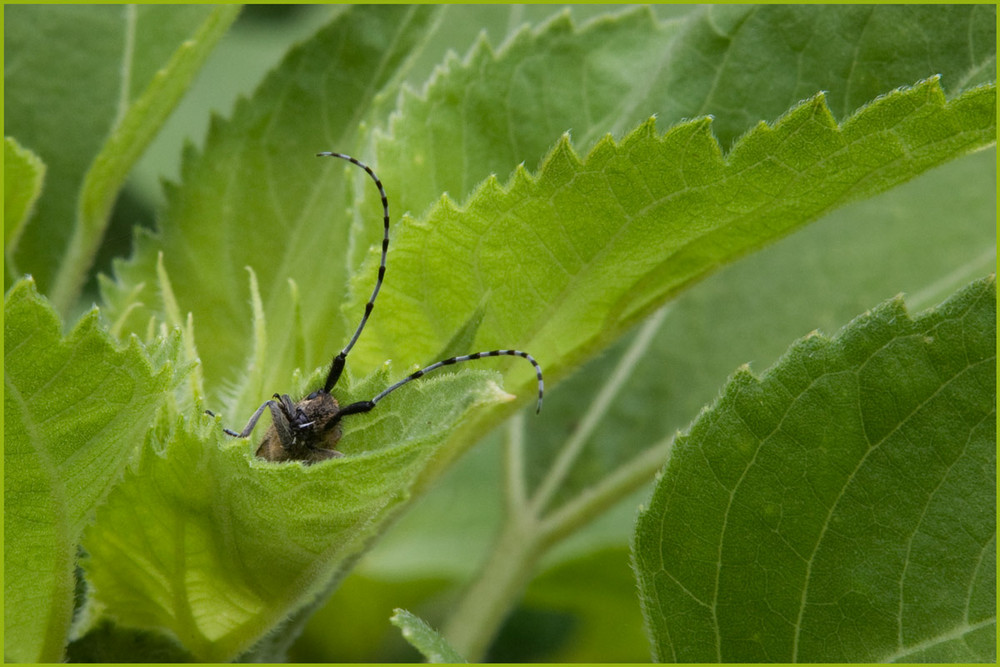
left=633, top=276, right=996, bottom=663
left=3, top=279, right=180, bottom=662
left=86, top=5, right=996, bottom=660
left=79, top=366, right=510, bottom=661
left=102, top=5, right=996, bottom=430
left=362, top=4, right=995, bottom=255
left=345, top=10, right=996, bottom=469
left=654, top=4, right=995, bottom=148
left=290, top=7, right=995, bottom=659
left=335, top=146, right=994, bottom=662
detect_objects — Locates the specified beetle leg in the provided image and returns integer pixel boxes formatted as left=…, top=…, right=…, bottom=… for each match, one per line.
left=206, top=399, right=276, bottom=439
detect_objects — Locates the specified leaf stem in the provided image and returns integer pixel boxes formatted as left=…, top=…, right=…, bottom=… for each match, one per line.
left=442, top=306, right=674, bottom=660
left=442, top=422, right=676, bottom=662
left=528, top=305, right=671, bottom=515
left=504, top=412, right=529, bottom=509
left=539, top=434, right=673, bottom=545
left=440, top=493, right=543, bottom=662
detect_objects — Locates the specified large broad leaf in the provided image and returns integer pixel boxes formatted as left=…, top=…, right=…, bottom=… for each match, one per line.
left=286, top=4, right=994, bottom=660
left=645, top=4, right=996, bottom=148
left=350, top=78, right=994, bottom=489
left=633, top=276, right=996, bottom=663
left=3, top=279, right=181, bottom=663
left=3, top=5, right=238, bottom=308
left=101, top=5, right=996, bottom=432
left=344, top=6, right=995, bottom=487
left=367, top=4, right=995, bottom=236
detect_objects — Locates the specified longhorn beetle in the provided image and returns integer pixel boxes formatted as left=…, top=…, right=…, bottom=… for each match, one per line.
left=205, top=152, right=544, bottom=464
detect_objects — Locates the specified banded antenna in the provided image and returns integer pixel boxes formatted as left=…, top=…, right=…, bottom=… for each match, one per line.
left=336, top=349, right=544, bottom=418
left=315, top=152, right=390, bottom=394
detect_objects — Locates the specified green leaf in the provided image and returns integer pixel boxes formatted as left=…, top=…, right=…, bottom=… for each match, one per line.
left=350, top=78, right=994, bottom=485
left=78, top=365, right=511, bottom=662
left=4, top=5, right=239, bottom=309
left=362, top=4, right=995, bottom=255
left=633, top=276, right=996, bottom=663
left=100, top=5, right=443, bottom=419
left=82, top=5, right=995, bottom=660
left=274, top=6, right=996, bottom=659
left=391, top=608, right=467, bottom=663
left=3, top=279, right=181, bottom=663
left=4, top=137, right=46, bottom=281
left=364, top=7, right=683, bottom=236
left=333, top=145, right=993, bottom=661
left=104, top=5, right=996, bottom=433
left=651, top=4, right=996, bottom=149
left=345, top=6, right=995, bottom=425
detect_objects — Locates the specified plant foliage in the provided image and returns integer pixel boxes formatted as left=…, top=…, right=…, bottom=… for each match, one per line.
left=634, top=276, right=996, bottom=663
left=4, top=280, right=182, bottom=662
left=3, top=4, right=994, bottom=662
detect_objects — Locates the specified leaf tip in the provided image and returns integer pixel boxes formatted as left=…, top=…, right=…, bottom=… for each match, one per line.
left=482, top=380, right=516, bottom=405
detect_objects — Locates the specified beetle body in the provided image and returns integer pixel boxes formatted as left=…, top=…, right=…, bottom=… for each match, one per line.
left=254, top=392, right=344, bottom=463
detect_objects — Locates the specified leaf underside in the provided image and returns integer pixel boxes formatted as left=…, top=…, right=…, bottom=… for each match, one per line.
left=79, top=364, right=511, bottom=661
left=351, top=78, right=995, bottom=389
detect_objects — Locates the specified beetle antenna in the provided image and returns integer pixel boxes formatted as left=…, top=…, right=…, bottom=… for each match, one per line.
left=316, top=152, right=390, bottom=394
left=336, top=350, right=544, bottom=418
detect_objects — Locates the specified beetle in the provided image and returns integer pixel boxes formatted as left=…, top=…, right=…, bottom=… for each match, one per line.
left=206, top=153, right=543, bottom=463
